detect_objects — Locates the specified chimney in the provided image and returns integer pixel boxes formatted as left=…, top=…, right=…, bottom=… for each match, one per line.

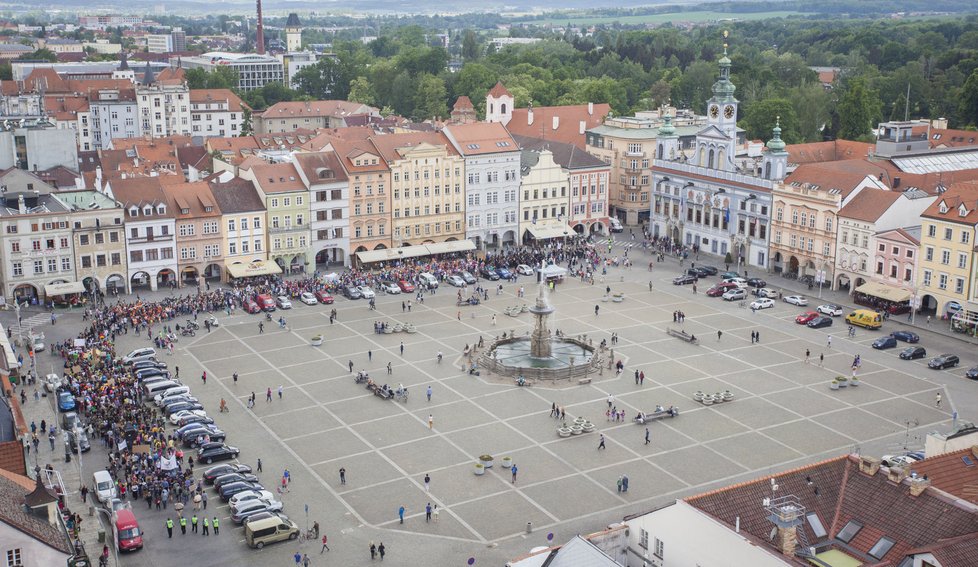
left=909, top=475, right=930, bottom=497
left=579, top=120, right=586, bottom=135
left=859, top=456, right=881, bottom=476
left=588, top=102, right=594, bottom=115
left=886, top=465, right=909, bottom=484
left=17, top=194, right=26, bottom=214
left=527, top=108, right=533, bottom=126
left=552, top=116, right=559, bottom=131
left=776, top=526, right=798, bottom=557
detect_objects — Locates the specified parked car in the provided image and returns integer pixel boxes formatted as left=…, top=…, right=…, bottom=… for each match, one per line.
left=752, top=288, right=778, bottom=298
left=219, top=481, right=264, bottom=501
left=673, top=274, right=697, bottom=285
left=807, top=316, right=833, bottom=329
left=707, top=282, right=738, bottom=297
left=816, top=304, right=844, bottom=317
left=214, top=473, right=260, bottom=490
left=749, top=298, right=774, bottom=310
left=243, top=298, right=261, bottom=314
left=872, top=336, right=898, bottom=350
left=447, top=275, right=465, bottom=287
left=175, top=414, right=215, bottom=428
left=61, top=411, right=80, bottom=431
left=688, top=267, right=710, bottom=278
left=299, top=292, right=317, bottom=305
left=890, top=330, right=920, bottom=343
left=796, top=312, right=818, bottom=324
left=68, top=430, right=91, bottom=453
left=722, top=288, right=747, bottom=301
left=163, top=401, right=204, bottom=417
left=480, top=267, right=500, bottom=280
left=131, top=360, right=167, bottom=372
left=720, top=271, right=741, bottom=280
left=342, top=286, right=362, bottom=300
left=881, top=453, right=922, bottom=468
left=460, top=271, right=477, bottom=284
left=356, top=286, right=375, bottom=299
left=784, top=295, right=809, bottom=306
left=43, top=373, right=63, bottom=392
left=496, top=267, right=513, bottom=280
left=899, top=347, right=927, bottom=360
left=275, top=296, right=292, bottom=309
left=684, top=269, right=702, bottom=279
left=182, top=429, right=227, bottom=448
left=928, top=354, right=960, bottom=369
left=123, top=348, right=156, bottom=364
left=697, top=265, right=719, bottom=276
left=168, top=409, right=208, bottom=425
left=516, top=264, right=535, bottom=276
left=379, top=281, right=401, bottom=294
left=176, top=423, right=220, bottom=441
left=57, top=390, right=76, bottom=412
left=232, top=499, right=284, bottom=524
left=396, top=280, right=415, bottom=293
left=314, top=290, right=334, bottom=304
left=721, top=277, right=748, bottom=288
left=204, top=464, right=253, bottom=485
left=197, top=443, right=240, bottom=465
left=966, top=366, right=978, bottom=380
left=746, top=278, right=767, bottom=288
left=229, top=489, right=276, bottom=507
left=255, top=294, right=276, bottom=312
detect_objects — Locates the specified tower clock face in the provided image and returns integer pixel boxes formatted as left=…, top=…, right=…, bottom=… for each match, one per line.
left=724, top=105, right=735, bottom=119
left=709, top=105, right=719, bottom=118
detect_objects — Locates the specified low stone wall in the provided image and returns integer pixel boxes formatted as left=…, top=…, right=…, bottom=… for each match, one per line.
left=479, top=337, right=603, bottom=381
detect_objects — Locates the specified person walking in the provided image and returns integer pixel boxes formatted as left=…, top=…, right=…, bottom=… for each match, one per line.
left=349, top=360, right=354, bottom=373
left=212, top=517, right=219, bottom=535
left=258, top=322, right=264, bottom=334
left=827, top=335, right=832, bottom=348
left=278, top=385, right=283, bottom=399
left=398, top=506, right=405, bottom=524
left=805, top=349, right=810, bottom=363
left=339, top=467, right=346, bottom=485
left=233, top=372, right=238, bottom=385
left=426, top=385, right=432, bottom=402
left=387, top=362, right=392, bottom=374
left=819, top=353, right=824, bottom=367
left=166, top=517, right=173, bottom=538
left=191, top=514, right=198, bottom=533
left=370, top=541, right=377, bottom=560
left=428, top=414, right=433, bottom=429
left=595, top=305, right=600, bottom=316
left=302, top=554, right=310, bottom=567
left=294, top=551, right=302, bottom=566
left=368, top=350, right=372, bottom=361
left=378, top=542, right=386, bottom=560
left=425, top=502, right=432, bottom=522
left=936, top=392, right=942, bottom=408
left=717, top=330, right=722, bottom=341
left=634, top=369, right=640, bottom=384
left=179, top=516, right=186, bottom=535
left=423, top=473, right=430, bottom=492
left=400, top=342, right=404, bottom=356
left=266, top=388, right=272, bottom=403
left=321, top=534, right=330, bottom=553
left=598, top=434, right=606, bottom=450
left=257, top=458, right=263, bottom=473
left=645, top=427, right=650, bottom=445
left=511, top=464, right=518, bottom=484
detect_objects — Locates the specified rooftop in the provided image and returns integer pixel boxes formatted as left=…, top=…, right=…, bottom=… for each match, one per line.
left=837, top=188, right=904, bottom=223
left=251, top=162, right=307, bottom=194
left=513, top=134, right=608, bottom=171
left=444, top=122, right=518, bottom=156
left=508, top=103, right=611, bottom=150
left=208, top=177, right=266, bottom=214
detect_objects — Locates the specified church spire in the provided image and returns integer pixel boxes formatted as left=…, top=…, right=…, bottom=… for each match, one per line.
left=711, top=30, right=736, bottom=103
left=766, top=116, right=787, bottom=153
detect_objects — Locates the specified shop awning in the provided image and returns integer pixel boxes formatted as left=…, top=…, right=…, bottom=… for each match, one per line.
left=855, top=281, right=911, bottom=303
left=225, top=259, right=283, bottom=279
left=44, top=281, right=86, bottom=296
left=356, top=246, right=427, bottom=264
left=425, top=240, right=476, bottom=256
left=528, top=225, right=571, bottom=240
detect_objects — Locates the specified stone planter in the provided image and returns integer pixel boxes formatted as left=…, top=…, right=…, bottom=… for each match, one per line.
left=384, top=327, right=394, bottom=334
left=501, top=456, right=513, bottom=469
left=702, top=394, right=714, bottom=405
left=581, top=422, right=595, bottom=433
left=722, top=390, right=734, bottom=402
left=311, top=336, right=323, bottom=347
left=837, top=379, right=848, bottom=388
left=712, top=393, right=725, bottom=404
left=850, top=378, right=860, bottom=387
left=570, top=425, right=583, bottom=435
left=829, top=381, right=840, bottom=390
left=474, top=463, right=485, bottom=476
left=393, top=324, right=404, bottom=333
left=479, top=455, right=494, bottom=468
left=693, top=391, right=704, bottom=402
left=557, top=427, right=572, bottom=438
left=574, top=417, right=586, bottom=425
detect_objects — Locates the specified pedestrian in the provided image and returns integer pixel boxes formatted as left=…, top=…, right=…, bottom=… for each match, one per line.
left=607, top=394, right=614, bottom=408
left=491, top=314, right=496, bottom=326
left=233, top=372, right=238, bottom=385
left=827, top=335, right=832, bottom=348
left=378, top=542, right=385, bottom=560
left=433, top=504, right=439, bottom=522
left=598, top=434, right=606, bottom=450
left=805, top=349, right=810, bottom=363
left=400, top=342, right=404, bottom=356
left=617, top=476, right=623, bottom=493
left=755, top=330, right=760, bottom=343
left=426, top=385, right=432, bottom=402
left=936, top=392, right=942, bottom=408
left=166, top=517, right=173, bottom=538
left=645, top=427, right=650, bottom=445
left=201, top=491, right=207, bottom=510
left=634, top=369, right=640, bottom=384
left=81, top=485, right=88, bottom=503
left=294, top=551, right=302, bottom=566
left=387, top=362, right=392, bottom=374
left=191, top=514, right=198, bottom=533
left=423, top=473, right=430, bottom=492
left=213, top=517, right=219, bottom=535
left=349, top=360, right=354, bottom=373
left=819, top=353, right=824, bottom=367
left=179, top=516, right=187, bottom=535
left=339, top=467, right=346, bottom=485
left=717, top=330, right=722, bottom=341
left=257, top=458, right=263, bottom=473
left=202, top=516, right=210, bottom=536
left=426, top=502, right=432, bottom=522
left=321, top=534, right=330, bottom=553
left=193, top=492, right=201, bottom=510
left=428, top=414, right=433, bottom=429
left=201, top=372, right=207, bottom=384
left=622, top=474, right=629, bottom=493
left=595, top=305, right=600, bottom=316
left=511, top=464, right=518, bottom=484
left=266, top=388, right=272, bottom=403
left=278, top=385, right=283, bottom=399
left=370, top=541, right=377, bottom=560
left=398, top=505, right=405, bottom=524
left=303, top=554, right=310, bottom=567
left=639, top=371, right=645, bottom=385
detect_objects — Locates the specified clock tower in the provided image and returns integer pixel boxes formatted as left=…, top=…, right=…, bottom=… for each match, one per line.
left=707, top=31, right=738, bottom=136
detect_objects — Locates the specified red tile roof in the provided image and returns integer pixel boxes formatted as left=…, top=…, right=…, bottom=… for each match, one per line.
left=838, top=188, right=903, bottom=223
left=488, top=81, right=511, bottom=99
left=506, top=103, right=611, bottom=150
left=260, top=100, right=376, bottom=120
left=929, top=128, right=978, bottom=149
left=189, top=88, right=245, bottom=112
left=912, top=447, right=978, bottom=504
left=368, top=131, right=460, bottom=163
left=250, top=162, right=306, bottom=194
left=787, top=140, right=873, bottom=165
left=784, top=159, right=890, bottom=198
left=444, top=122, right=517, bottom=155
left=0, top=441, right=26, bottom=476
left=453, top=96, right=474, bottom=110
left=921, top=180, right=978, bottom=225
left=906, top=532, right=978, bottom=566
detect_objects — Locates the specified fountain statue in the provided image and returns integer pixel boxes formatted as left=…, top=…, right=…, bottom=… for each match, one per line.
left=528, top=284, right=555, bottom=358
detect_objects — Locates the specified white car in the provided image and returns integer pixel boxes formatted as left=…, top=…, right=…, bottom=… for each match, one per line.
left=169, top=410, right=208, bottom=425
left=356, top=286, right=376, bottom=299
left=817, top=304, right=844, bottom=316
left=229, top=489, right=276, bottom=508
left=750, top=298, right=775, bottom=310
left=276, top=296, right=293, bottom=309
left=881, top=454, right=920, bottom=468
left=722, top=288, right=747, bottom=301
left=722, top=277, right=749, bottom=288
left=380, top=281, right=401, bottom=294
left=299, top=292, right=317, bottom=305
left=754, top=288, right=778, bottom=299
left=783, top=295, right=808, bottom=306
left=516, top=264, right=534, bottom=276
left=446, top=275, right=465, bottom=287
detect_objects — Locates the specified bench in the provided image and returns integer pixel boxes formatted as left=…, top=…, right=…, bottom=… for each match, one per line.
left=666, top=328, right=698, bottom=344
left=633, top=408, right=679, bottom=424
left=577, top=378, right=592, bottom=385
left=514, top=377, right=536, bottom=387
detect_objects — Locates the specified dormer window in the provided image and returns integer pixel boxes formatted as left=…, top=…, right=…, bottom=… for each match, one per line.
left=157, top=205, right=166, bottom=214
left=938, top=201, right=948, bottom=214
left=143, top=206, right=152, bottom=216
left=129, top=207, right=139, bottom=217
left=181, top=208, right=190, bottom=215
left=204, top=206, right=213, bottom=212
left=959, top=204, right=969, bottom=217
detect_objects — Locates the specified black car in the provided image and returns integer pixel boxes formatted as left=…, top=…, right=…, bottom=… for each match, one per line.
left=807, top=316, right=833, bottom=329
left=928, top=354, right=960, bottom=369
left=132, top=360, right=167, bottom=371
left=871, top=336, right=898, bottom=350
left=672, top=274, right=697, bottom=285
left=213, top=472, right=260, bottom=489
left=698, top=265, right=719, bottom=276
left=182, top=429, right=227, bottom=448
left=164, top=401, right=205, bottom=417
left=175, top=414, right=215, bottom=428
left=480, top=267, right=500, bottom=280
left=685, top=268, right=703, bottom=279
left=747, top=278, right=767, bottom=288
left=459, top=271, right=476, bottom=285
left=67, top=430, right=91, bottom=453
left=135, top=368, right=170, bottom=381
left=197, top=443, right=240, bottom=465
left=219, top=481, right=263, bottom=501
left=204, top=464, right=253, bottom=484
left=899, top=346, right=927, bottom=360
left=342, top=286, right=362, bottom=300
left=891, top=330, right=920, bottom=343
left=966, top=367, right=978, bottom=380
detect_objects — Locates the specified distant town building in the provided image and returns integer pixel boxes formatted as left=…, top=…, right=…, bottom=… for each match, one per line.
left=254, top=100, right=378, bottom=134
left=175, top=52, right=284, bottom=91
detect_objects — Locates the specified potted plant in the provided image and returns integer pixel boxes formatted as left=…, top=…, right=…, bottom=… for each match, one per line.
left=501, top=456, right=513, bottom=469
left=581, top=421, right=595, bottom=433
left=693, top=390, right=704, bottom=402
left=837, top=376, right=849, bottom=388
left=557, top=426, right=572, bottom=438
left=311, top=335, right=323, bottom=347
left=479, top=454, right=494, bottom=468
left=829, top=379, right=840, bottom=390
left=850, top=376, right=860, bottom=387
left=722, top=390, right=734, bottom=401
left=474, top=462, right=485, bottom=476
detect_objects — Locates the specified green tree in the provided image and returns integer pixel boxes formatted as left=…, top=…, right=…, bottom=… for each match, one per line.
left=413, top=73, right=448, bottom=121
left=837, top=78, right=882, bottom=141
left=453, top=63, right=496, bottom=115
left=240, top=107, right=253, bottom=136
left=742, top=98, right=800, bottom=144
left=0, top=62, right=11, bottom=81
left=960, top=70, right=978, bottom=127
left=207, top=66, right=239, bottom=90
left=790, top=83, right=833, bottom=142
left=294, top=55, right=358, bottom=100
left=461, top=30, right=479, bottom=60
left=18, top=48, right=56, bottom=62
left=348, top=76, right=376, bottom=106
left=649, top=79, right=672, bottom=108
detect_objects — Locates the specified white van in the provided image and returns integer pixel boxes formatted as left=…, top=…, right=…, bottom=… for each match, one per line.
left=92, top=470, right=116, bottom=504
left=144, top=380, right=179, bottom=398
left=154, top=386, right=191, bottom=406
left=123, top=348, right=156, bottom=364
left=418, top=273, right=438, bottom=289
left=609, top=218, right=624, bottom=233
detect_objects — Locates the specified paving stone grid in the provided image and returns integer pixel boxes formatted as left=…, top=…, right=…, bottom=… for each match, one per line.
left=123, top=272, right=951, bottom=552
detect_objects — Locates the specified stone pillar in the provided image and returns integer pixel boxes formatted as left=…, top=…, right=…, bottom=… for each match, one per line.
left=776, top=526, right=797, bottom=556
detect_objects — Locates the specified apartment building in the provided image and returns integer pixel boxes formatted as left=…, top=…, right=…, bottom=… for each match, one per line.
left=295, top=151, right=350, bottom=267
left=57, top=190, right=127, bottom=293
left=240, top=161, right=312, bottom=274
left=108, top=176, right=177, bottom=291
left=327, top=137, right=391, bottom=255
left=208, top=177, right=275, bottom=281
left=163, top=181, right=224, bottom=285
left=189, top=89, right=246, bottom=138
left=254, top=100, right=378, bottom=134
left=519, top=148, right=569, bottom=243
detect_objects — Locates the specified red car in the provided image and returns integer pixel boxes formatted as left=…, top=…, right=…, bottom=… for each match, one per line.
left=795, top=311, right=819, bottom=324
left=397, top=280, right=415, bottom=293
left=243, top=298, right=261, bottom=314
left=314, top=290, right=334, bottom=304
left=706, top=282, right=738, bottom=297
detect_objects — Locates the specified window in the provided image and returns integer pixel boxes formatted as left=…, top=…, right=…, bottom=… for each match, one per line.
left=806, top=513, right=827, bottom=538
left=12, top=262, right=22, bottom=276
left=959, top=253, right=968, bottom=269
left=927, top=224, right=936, bottom=237
left=33, top=260, right=43, bottom=274
left=825, top=217, right=833, bottom=232
left=941, top=250, right=951, bottom=265
left=654, top=538, right=664, bottom=559
left=868, top=537, right=895, bottom=560
left=963, top=232, right=971, bottom=244
left=836, top=521, right=862, bottom=543
left=925, top=247, right=934, bottom=261
left=923, top=270, right=931, bottom=286
left=79, top=234, right=90, bottom=245
left=944, top=227, right=953, bottom=240
left=7, top=548, right=22, bottom=567
left=639, top=528, right=648, bottom=549
left=939, top=274, right=948, bottom=290
left=228, top=219, right=236, bottom=232
left=63, top=257, right=72, bottom=271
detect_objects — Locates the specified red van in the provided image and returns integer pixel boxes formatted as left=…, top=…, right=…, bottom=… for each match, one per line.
left=114, top=509, right=143, bottom=551
left=256, top=294, right=276, bottom=312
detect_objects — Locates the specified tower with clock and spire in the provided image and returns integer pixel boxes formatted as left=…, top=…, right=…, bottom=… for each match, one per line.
left=695, top=31, right=739, bottom=172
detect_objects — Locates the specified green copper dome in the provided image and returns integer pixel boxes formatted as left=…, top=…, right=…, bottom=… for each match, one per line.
left=766, top=117, right=786, bottom=152
left=658, top=114, right=676, bottom=136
